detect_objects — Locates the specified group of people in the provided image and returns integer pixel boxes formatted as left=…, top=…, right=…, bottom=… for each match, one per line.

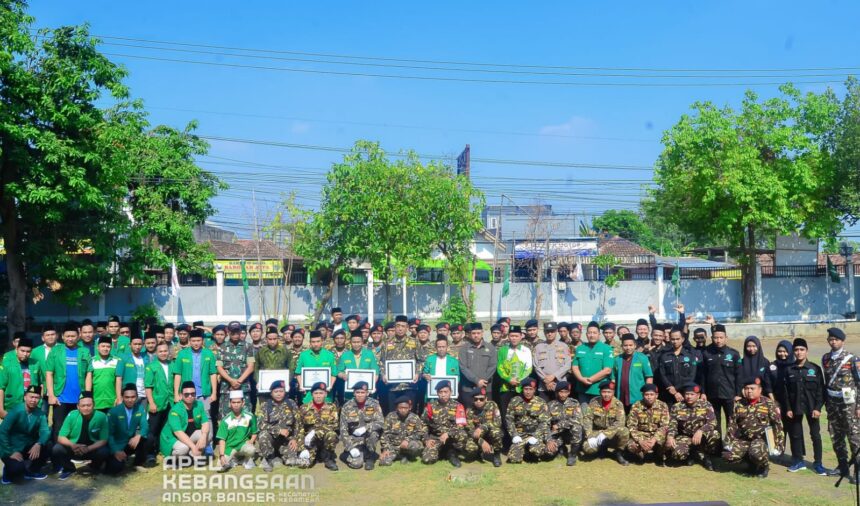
left=0, top=305, right=857, bottom=485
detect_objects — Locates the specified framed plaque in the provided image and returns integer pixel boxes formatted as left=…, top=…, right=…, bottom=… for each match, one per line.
left=258, top=369, right=290, bottom=393
left=385, top=360, right=416, bottom=383
left=301, top=367, right=332, bottom=390
left=345, top=369, right=377, bottom=393
left=427, top=376, right=459, bottom=399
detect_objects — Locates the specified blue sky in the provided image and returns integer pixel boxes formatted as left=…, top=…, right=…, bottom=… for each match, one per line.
left=31, top=1, right=860, bottom=239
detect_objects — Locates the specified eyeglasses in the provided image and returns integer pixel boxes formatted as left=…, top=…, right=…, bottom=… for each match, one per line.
left=473, top=397, right=486, bottom=401
left=182, top=392, right=196, bottom=397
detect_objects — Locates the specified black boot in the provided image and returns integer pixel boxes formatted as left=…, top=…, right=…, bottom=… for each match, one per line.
left=829, top=460, right=848, bottom=476
left=323, top=451, right=339, bottom=471
left=492, top=452, right=502, bottom=468
left=364, top=456, right=375, bottom=471
left=701, top=456, right=714, bottom=472
left=448, top=450, right=461, bottom=468
left=654, top=448, right=665, bottom=467
left=615, top=451, right=629, bottom=466
left=756, top=464, right=769, bottom=478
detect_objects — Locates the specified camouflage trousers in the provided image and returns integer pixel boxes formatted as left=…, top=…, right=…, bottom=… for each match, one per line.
left=626, top=436, right=666, bottom=459
left=508, top=434, right=549, bottom=463
left=669, top=430, right=720, bottom=462
left=341, top=431, right=381, bottom=469
left=548, top=429, right=581, bottom=457
left=722, top=436, right=767, bottom=466
left=255, top=430, right=300, bottom=466
left=582, top=428, right=630, bottom=456
left=422, top=428, right=476, bottom=464
left=298, top=429, right=338, bottom=468
left=470, top=426, right=504, bottom=455
left=379, top=440, right=423, bottom=466
left=827, top=400, right=860, bottom=465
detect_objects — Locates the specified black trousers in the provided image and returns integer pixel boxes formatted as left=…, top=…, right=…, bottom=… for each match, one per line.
left=51, top=403, right=78, bottom=443
left=105, top=439, right=150, bottom=474
left=788, top=411, right=823, bottom=463
left=147, top=408, right=170, bottom=456
left=51, top=443, right=109, bottom=472
left=711, top=398, right=734, bottom=434
left=1, top=443, right=49, bottom=481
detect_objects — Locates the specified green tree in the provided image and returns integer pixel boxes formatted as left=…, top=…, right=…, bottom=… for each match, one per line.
left=650, top=84, right=842, bottom=320
left=265, top=191, right=312, bottom=322
left=0, top=4, right=223, bottom=334
left=830, top=76, right=860, bottom=224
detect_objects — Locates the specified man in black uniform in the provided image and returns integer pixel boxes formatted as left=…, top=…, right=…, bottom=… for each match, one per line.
left=656, top=326, right=700, bottom=406
left=782, top=338, right=827, bottom=475
left=700, top=323, right=741, bottom=434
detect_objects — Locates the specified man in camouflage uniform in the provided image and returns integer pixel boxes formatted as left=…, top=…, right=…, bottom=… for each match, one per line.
left=822, top=327, right=860, bottom=482
left=287, top=329, right=307, bottom=405
left=626, top=383, right=670, bottom=464
left=255, top=380, right=302, bottom=471
left=582, top=380, right=630, bottom=465
left=666, top=383, right=720, bottom=470
left=465, top=387, right=504, bottom=466
left=297, top=382, right=339, bottom=471
left=421, top=380, right=474, bottom=467
left=338, top=381, right=384, bottom=470
left=381, top=315, right=426, bottom=414
left=722, top=375, right=784, bottom=477
left=547, top=381, right=582, bottom=466
left=506, top=378, right=551, bottom=463
left=379, top=396, right=426, bottom=465
left=217, top=326, right=254, bottom=419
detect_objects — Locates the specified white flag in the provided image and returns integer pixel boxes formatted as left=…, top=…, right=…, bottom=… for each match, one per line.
left=572, top=263, right=584, bottom=282
left=170, top=260, right=181, bottom=297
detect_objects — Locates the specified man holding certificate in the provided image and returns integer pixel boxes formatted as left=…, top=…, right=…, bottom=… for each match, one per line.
left=337, top=331, right=380, bottom=401
left=422, top=337, right=460, bottom=400
left=381, top=316, right=426, bottom=414
left=295, top=331, right=337, bottom=404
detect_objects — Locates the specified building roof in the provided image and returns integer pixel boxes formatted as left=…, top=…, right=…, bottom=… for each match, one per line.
left=597, top=236, right=656, bottom=265
left=656, top=256, right=737, bottom=268
left=208, top=239, right=298, bottom=260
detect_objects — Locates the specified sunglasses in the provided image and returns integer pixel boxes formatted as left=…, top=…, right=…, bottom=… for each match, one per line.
left=182, top=392, right=196, bottom=397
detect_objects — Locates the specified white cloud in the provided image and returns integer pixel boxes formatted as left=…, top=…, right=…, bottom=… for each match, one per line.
left=538, top=115, right=596, bottom=137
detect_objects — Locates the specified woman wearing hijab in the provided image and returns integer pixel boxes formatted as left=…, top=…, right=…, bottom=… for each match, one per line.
left=770, top=340, right=795, bottom=459
left=739, top=336, right=774, bottom=401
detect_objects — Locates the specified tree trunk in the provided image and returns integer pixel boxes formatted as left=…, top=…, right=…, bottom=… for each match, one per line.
left=1, top=197, right=26, bottom=340
left=741, top=225, right=757, bottom=321
left=312, top=271, right=337, bottom=326
left=533, top=260, right=544, bottom=321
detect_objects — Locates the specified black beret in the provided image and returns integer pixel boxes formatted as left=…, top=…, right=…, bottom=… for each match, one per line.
left=640, top=383, right=658, bottom=393
left=98, top=335, right=112, bottom=345
left=469, top=322, right=483, bottom=331
left=25, top=385, right=41, bottom=396
left=509, top=325, right=522, bottom=334
left=315, top=322, right=328, bottom=330
left=636, top=319, right=649, bottom=327
left=417, top=324, right=430, bottom=333
left=570, top=322, right=582, bottom=330
left=383, top=322, right=395, bottom=331
left=792, top=338, right=808, bottom=349
left=395, top=315, right=408, bottom=323
left=331, top=307, right=343, bottom=314
left=270, top=380, right=286, bottom=391
left=311, top=382, right=327, bottom=393
left=329, top=329, right=343, bottom=339
left=394, top=395, right=412, bottom=405
left=293, top=328, right=305, bottom=336
left=17, top=336, right=34, bottom=348
left=436, top=322, right=449, bottom=330
left=408, top=318, right=421, bottom=326
left=451, top=324, right=464, bottom=332
left=828, top=327, right=846, bottom=341
left=742, top=375, right=763, bottom=388
left=598, top=380, right=615, bottom=391
left=680, top=383, right=700, bottom=394
left=496, top=317, right=511, bottom=324
left=249, top=322, right=263, bottom=331
left=362, top=322, right=371, bottom=330
left=352, top=381, right=369, bottom=391
left=265, top=318, right=278, bottom=327
left=490, top=324, right=502, bottom=332
left=434, top=380, right=452, bottom=392
left=181, top=381, right=196, bottom=391
left=346, top=314, right=359, bottom=322
left=79, top=391, right=94, bottom=400
left=525, top=319, right=539, bottom=329
left=122, top=383, right=138, bottom=394
left=371, top=324, right=383, bottom=333
left=555, top=381, right=570, bottom=391
left=309, top=330, right=322, bottom=339
left=713, top=324, right=727, bottom=333
left=520, top=377, right=538, bottom=389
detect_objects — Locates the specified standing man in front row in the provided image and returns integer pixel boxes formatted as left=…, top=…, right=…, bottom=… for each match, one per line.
left=782, top=337, right=827, bottom=475
left=0, top=386, right=50, bottom=484
left=459, top=322, right=497, bottom=408
left=821, top=327, right=860, bottom=482
left=534, top=321, right=571, bottom=402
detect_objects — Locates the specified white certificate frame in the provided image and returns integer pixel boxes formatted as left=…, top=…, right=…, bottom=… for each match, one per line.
left=385, top=360, right=416, bottom=383
left=258, top=369, right=290, bottom=393
left=427, top=376, right=459, bottom=399
left=301, top=367, right=332, bottom=391
left=345, top=369, right=377, bottom=393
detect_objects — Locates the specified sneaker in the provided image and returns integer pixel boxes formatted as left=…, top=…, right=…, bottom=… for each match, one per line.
left=787, top=461, right=807, bottom=473
left=813, top=462, right=829, bottom=476
left=24, top=471, right=48, bottom=480
left=262, top=459, right=273, bottom=472
left=243, top=459, right=255, bottom=470
left=217, top=459, right=235, bottom=473
left=204, top=445, right=214, bottom=457
left=1, top=471, right=11, bottom=485
left=58, top=470, right=75, bottom=481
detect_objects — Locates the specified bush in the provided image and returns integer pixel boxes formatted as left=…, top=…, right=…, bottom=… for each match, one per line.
left=441, top=294, right=473, bottom=324
left=131, top=302, right=161, bottom=324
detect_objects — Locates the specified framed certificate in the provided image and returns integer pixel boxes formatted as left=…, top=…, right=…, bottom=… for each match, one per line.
left=385, top=360, right=416, bottom=383
left=345, top=369, right=377, bottom=393
left=427, top=376, right=459, bottom=399
left=301, top=368, right=332, bottom=390
left=258, top=369, right=290, bottom=393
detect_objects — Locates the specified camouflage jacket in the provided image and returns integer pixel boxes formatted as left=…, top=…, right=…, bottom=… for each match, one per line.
left=548, top=397, right=582, bottom=438
left=822, top=348, right=860, bottom=400
left=382, top=337, right=425, bottom=392
left=505, top=396, right=550, bottom=439
left=626, top=399, right=670, bottom=443
left=287, top=345, right=308, bottom=371
left=583, top=397, right=626, bottom=437
left=298, top=402, right=339, bottom=434
left=218, top=340, right=254, bottom=387
left=422, top=399, right=468, bottom=436
left=668, top=399, right=716, bottom=438
left=381, top=412, right=426, bottom=452
left=727, top=397, right=784, bottom=448
left=256, top=397, right=302, bottom=440
left=338, top=398, right=384, bottom=438
left=466, top=400, right=503, bottom=433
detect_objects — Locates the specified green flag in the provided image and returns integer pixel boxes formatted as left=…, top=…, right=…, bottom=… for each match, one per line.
left=827, top=256, right=841, bottom=283
left=671, top=261, right=681, bottom=298
left=240, top=258, right=250, bottom=294
left=501, top=264, right=511, bottom=298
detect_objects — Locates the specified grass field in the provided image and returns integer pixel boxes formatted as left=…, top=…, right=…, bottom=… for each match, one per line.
left=1, top=336, right=857, bottom=505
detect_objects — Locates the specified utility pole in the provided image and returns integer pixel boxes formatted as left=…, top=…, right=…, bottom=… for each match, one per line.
left=489, top=194, right=504, bottom=320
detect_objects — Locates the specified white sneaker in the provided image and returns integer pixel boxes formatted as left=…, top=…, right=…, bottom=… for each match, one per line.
left=243, top=459, right=255, bottom=470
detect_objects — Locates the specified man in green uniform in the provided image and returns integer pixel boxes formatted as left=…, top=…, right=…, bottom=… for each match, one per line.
left=52, top=391, right=110, bottom=479
left=666, top=383, right=720, bottom=470
left=547, top=381, right=582, bottom=466
left=337, top=332, right=380, bottom=401
left=421, top=380, right=473, bottom=467
left=105, top=384, right=149, bottom=474
left=45, top=322, right=93, bottom=442
left=497, top=325, right=533, bottom=425
left=723, top=375, right=784, bottom=477
left=571, top=321, right=614, bottom=405
left=612, top=334, right=654, bottom=414
left=255, top=380, right=302, bottom=471
left=160, top=381, right=212, bottom=464
left=338, top=381, right=384, bottom=470
left=0, top=386, right=50, bottom=483
left=582, top=380, right=630, bottom=465
left=626, top=383, right=670, bottom=464
left=297, top=382, right=339, bottom=470
left=32, top=327, right=57, bottom=415
left=115, top=335, right=149, bottom=405
left=91, top=335, right=120, bottom=412
left=0, top=337, right=40, bottom=418
left=216, top=390, right=258, bottom=472
left=144, top=341, right=173, bottom=460
left=295, top=331, right=337, bottom=405
left=173, top=328, right=218, bottom=414
left=466, top=387, right=504, bottom=466
left=506, top=378, right=551, bottom=463
left=379, top=396, right=426, bottom=466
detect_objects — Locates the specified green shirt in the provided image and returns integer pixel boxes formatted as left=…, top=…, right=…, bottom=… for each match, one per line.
left=160, top=400, right=209, bottom=457
left=336, top=348, right=380, bottom=399
left=58, top=409, right=109, bottom=444
left=116, top=352, right=149, bottom=394
left=611, top=352, right=654, bottom=405
left=0, top=350, right=41, bottom=411
left=107, top=402, right=149, bottom=453
left=294, top=348, right=337, bottom=404
left=144, top=359, right=174, bottom=411
left=573, top=342, right=615, bottom=395
left=0, top=404, right=50, bottom=458
left=31, top=344, right=54, bottom=388
left=112, top=336, right=131, bottom=357
left=215, top=409, right=257, bottom=456
left=91, top=355, right=121, bottom=410
left=173, top=347, right=217, bottom=397
left=45, top=345, right=92, bottom=398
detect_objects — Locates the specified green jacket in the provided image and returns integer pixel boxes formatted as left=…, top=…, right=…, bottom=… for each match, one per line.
left=497, top=344, right=534, bottom=393
left=0, top=350, right=41, bottom=411
left=422, top=354, right=461, bottom=377
left=172, top=347, right=217, bottom=397
left=116, top=352, right=150, bottom=390
left=0, top=404, right=50, bottom=458
left=336, top=348, right=380, bottom=375
left=160, top=400, right=209, bottom=457
left=572, top=342, right=615, bottom=395
left=611, top=351, right=654, bottom=405
left=58, top=409, right=109, bottom=444
left=254, top=345, right=292, bottom=382
left=107, top=402, right=149, bottom=453
left=112, top=336, right=131, bottom=357
left=295, top=348, right=337, bottom=403
left=45, top=345, right=92, bottom=398
left=31, top=344, right=55, bottom=388
left=144, top=359, right=174, bottom=411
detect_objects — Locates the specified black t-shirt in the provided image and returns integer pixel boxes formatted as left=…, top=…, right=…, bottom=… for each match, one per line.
left=79, top=416, right=93, bottom=446
left=185, top=408, right=197, bottom=437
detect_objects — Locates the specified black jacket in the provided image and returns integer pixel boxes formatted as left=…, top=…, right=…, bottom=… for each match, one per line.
left=656, top=347, right=701, bottom=394
left=701, top=344, right=742, bottom=400
left=782, top=361, right=825, bottom=414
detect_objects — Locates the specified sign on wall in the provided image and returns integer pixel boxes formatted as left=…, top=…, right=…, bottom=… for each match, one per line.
left=214, top=259, right=284, bottom=279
